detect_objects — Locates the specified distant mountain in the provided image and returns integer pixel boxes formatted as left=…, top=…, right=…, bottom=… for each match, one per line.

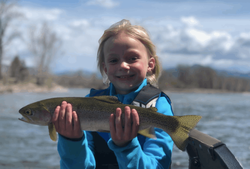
left=193, top=64, right=250, bottom=79
left=54, top=70, right=102, bottom=78
left=216, top=69, right=250, bottom=79
left=54, top=70, right=91, bottom=76
left=164, top=64, right=250, bottom=79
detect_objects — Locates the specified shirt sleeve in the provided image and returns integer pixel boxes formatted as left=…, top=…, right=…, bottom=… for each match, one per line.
left=107, top=96, right=174, bottom=169
left=57, top=94, right=96, bottom=169
left=57, top=131, right=96, bottom=169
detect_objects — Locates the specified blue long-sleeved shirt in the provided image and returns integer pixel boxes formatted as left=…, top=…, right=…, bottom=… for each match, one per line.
left=57, top=79, right=174, bottom=168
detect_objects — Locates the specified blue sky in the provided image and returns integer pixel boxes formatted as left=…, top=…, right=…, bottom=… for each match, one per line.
left=4, top=0, right=250, bottom=74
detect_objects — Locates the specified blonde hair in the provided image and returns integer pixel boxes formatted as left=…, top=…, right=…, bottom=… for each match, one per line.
left=97, top=19, right=161, bottom=84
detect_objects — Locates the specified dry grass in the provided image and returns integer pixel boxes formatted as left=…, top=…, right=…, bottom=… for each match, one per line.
left=0, top=81, right=67, bottom=94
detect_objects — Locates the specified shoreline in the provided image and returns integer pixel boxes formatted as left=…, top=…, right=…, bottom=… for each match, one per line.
left=0, top=82, right=68, bottom=94
left=0, top=83, right=249, bottom=95
left=163, top=88, right=250, bottom=94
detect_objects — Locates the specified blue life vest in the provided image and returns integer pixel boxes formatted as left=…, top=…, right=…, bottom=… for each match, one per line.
left=89, top=83, right=172, bottom=169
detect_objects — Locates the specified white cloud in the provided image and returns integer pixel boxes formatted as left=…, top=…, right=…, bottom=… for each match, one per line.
left=200, top=55, right=213, bottom=65
left=185, top=28, right=211, bottom=46
left=86, top=0, right=119, bottom=8
left=3, top=5, right=250, bottom=73
left=154, top=27, right=234, bottom=55
left=236, top=32, right=250, bottom=48
left=70, top=19, right=90, bottom=28
left=239, top=32, right=250, bottom=39
left=181, top=16, right=199, bottom=27
left=20, top=7, right=63, bottom=21
left=142, top=17, right=250, bottom=72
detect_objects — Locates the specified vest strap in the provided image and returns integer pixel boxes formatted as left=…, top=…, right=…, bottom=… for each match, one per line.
left=91, top=132, right=118, bottom=169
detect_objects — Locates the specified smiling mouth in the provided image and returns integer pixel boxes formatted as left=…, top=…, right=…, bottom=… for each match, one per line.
left=117, top=75, right=135, bottom=79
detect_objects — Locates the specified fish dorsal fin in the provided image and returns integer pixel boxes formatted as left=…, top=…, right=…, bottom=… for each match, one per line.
left=48, top=123, right=57, bottom=141
left=138, top=127, right=156, bottom=139
left=92, top=96, right=121, bottom=104
left=149, top=107, right=158, bottom=112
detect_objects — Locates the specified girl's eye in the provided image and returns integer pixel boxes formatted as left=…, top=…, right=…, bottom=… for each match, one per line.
left=109, top=59, right=118, bottom=63
left=130, top=57, right=137, bottom=61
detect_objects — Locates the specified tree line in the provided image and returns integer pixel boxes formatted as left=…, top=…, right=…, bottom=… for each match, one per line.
left=4, top=55, right=250, bottom=92
left=158, top=65, right=250, bottom=92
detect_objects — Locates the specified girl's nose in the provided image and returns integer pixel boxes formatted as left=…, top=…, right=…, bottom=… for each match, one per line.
left=120, top=61, right=130, bottom=70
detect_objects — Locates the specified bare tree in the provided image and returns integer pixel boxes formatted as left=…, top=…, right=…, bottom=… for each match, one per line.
left=192, top=66, right=217, bottom=89
left=27, top=22, right=62, bottom=85
left=0, top=0, right=21, bottom=79
left=177, top=65, right=192, bottom=86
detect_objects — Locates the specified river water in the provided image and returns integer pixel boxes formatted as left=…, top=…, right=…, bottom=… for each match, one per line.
left=0, top=88, right=249, bottom=168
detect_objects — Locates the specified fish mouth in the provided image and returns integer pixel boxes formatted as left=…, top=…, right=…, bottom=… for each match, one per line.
left=18, top=116, right=30, bottom=123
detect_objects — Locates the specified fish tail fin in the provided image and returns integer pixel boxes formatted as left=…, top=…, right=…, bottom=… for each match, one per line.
left=164, top=115, right=202, bottom=151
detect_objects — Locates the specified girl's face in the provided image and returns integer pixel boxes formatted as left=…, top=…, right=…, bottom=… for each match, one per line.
left=103, top=32, right=155, bottom=95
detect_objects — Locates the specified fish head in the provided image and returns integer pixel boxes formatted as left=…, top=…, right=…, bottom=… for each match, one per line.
left=18, top=102, right=52, bottom=126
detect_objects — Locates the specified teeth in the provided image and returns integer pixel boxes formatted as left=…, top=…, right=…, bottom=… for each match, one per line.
left=19, top=117, right=25, bottom=121
left=19, top=116, right=28, bottom=122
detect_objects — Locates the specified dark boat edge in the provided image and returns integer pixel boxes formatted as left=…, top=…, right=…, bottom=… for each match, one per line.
left=186, top=129, right=243, bottom=169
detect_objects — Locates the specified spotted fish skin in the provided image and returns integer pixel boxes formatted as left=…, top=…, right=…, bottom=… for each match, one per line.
left=18, top=96, right=202, bottom=151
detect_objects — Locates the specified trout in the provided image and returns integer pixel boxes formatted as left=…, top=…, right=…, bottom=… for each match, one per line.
left=18, top=96, right=201, bottom=151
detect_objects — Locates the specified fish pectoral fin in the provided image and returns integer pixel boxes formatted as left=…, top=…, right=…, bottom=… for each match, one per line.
left=138, top=127, right=156, bottom=139
left=48, top=123, right=57, bottom=141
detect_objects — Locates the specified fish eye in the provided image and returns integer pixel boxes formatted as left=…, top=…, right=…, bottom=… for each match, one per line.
left=25, top=109, right=33, bottom=116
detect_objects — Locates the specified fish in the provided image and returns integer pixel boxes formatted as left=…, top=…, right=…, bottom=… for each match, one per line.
left=18, top=96, right=202, bottom=151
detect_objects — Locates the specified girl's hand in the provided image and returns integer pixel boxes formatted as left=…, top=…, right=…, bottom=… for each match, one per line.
left=109, top=106, right=140, bottom=147
left=52, top=101, right=83, bottom=140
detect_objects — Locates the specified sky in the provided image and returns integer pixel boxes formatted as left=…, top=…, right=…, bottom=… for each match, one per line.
left=4, top=0, right=250, bottom=74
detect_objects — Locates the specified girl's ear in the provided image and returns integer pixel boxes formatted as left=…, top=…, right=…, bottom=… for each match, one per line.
left=102, top=62, right=107, bottom=74
left=148, top=57, right=155, bottom=74
left=102, top=62, right=110, bottom=85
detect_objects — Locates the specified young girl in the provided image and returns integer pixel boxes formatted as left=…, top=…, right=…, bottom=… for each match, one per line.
left=52, top=19, right=174, bottom=169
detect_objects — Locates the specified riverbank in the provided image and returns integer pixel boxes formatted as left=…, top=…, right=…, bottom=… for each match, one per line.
left=0, top=82, right=68, bottom=94
left=0, top=82, right=249, bottom=95
left=164, top=88, right=250, bottom=94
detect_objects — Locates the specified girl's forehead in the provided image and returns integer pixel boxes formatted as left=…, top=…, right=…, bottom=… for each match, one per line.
left=104, top=32, right=144, bottom=51
left=108, top=33, right=135, bottom=44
